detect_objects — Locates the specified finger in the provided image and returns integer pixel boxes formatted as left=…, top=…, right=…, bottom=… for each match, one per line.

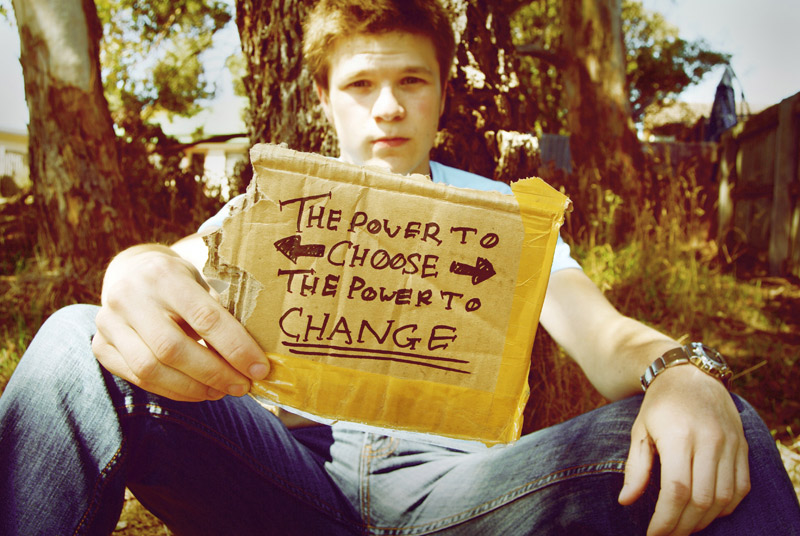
left=174, top=317, right=202, bottom=343
left=163, top=275, right=269, bottom=382
left=92, top=328, right=219, bottom=402
left=132, top=307, right=253, bottom=397
left=676, top=445, right=723, bottom=534
left=721, top=435, right=751, bottom=516
left=96, top=300, right=239, bottom=400
left=647, top=438, right=692, bottom=536
left=619, top=419, right=655, bottom=505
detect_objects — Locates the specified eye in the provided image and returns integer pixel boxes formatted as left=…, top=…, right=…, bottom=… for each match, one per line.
left=348, top=80, right=371, bottom=89
left=401, top=76, right=427, bottom=86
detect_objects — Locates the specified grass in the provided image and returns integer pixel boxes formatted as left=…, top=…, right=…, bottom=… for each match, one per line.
left=1, top=158, right=799, bottom=525
left=0, top=317, right=29, bottom=392
left=0, top=253, right=103, bottom=395
left=564, top=161, right=800, bottom=443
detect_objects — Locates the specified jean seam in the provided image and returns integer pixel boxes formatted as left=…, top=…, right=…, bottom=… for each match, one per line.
left=362, top=436, right=400, bottom=530
left=367, top=459, right=627, bottom=535
left=73, top=438, right=127, bottom=535
left=121, top=402, right=359, bottom=528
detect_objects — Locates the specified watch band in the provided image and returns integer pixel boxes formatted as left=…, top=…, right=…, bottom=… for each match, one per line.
left=641, top=343, right=733, bottom=391
left=640, top=347, right=689, bottom=391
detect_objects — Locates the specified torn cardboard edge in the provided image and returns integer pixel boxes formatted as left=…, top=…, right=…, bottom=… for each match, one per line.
left=205, top=143, right=570, bottom=445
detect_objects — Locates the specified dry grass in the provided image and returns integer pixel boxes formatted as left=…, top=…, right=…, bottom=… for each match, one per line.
left=2, top=157, right=799, bottom=527
left=779, top=438, right=800, bottom=503
left=115, top=490, right=171, bottom=535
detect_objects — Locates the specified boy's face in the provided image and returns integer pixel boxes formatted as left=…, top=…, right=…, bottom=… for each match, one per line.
left=317, top=31, right=446, bottom=176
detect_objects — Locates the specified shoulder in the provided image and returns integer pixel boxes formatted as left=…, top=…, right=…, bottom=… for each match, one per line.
left=430, top=161, right=580, bottom=273
left=429, top=161, right=512, bottom=195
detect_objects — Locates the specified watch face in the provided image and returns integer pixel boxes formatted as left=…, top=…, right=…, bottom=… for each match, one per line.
left=694, top=343, right=727, bottom=367
left=699, top=344, right=728, bottom=367
left=680, top=343, right=733, bottom=389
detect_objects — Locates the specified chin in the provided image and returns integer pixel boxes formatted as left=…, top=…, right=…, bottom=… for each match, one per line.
left=367, top=159, right=411, bottom=176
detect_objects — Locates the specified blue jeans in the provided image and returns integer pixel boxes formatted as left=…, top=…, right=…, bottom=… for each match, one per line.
left=1, top=305, right=798, bottom=535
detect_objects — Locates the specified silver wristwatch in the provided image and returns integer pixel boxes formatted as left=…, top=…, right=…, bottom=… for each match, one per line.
left=640, top=342, right=733, bottom=391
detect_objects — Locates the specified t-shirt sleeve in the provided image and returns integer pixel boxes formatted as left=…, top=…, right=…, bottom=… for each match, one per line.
left=197, top=195, right=245, bottom=233
left=552, top=234, right=581, bottom=273
left=429, top=161, right=581, bottom=273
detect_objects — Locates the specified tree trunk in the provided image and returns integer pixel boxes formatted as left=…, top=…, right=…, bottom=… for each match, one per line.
left=12, top=0, right=136, bottom=271
left=434, top=0, right=541, bottom=183
left=235, top=0, right=337, bottom=157
left=234, top=0, right=541, bottom=184
left=560, top=0, right=644, bottom=201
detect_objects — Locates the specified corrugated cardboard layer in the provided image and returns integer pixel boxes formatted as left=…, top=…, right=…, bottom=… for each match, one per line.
left=204, top=143, right=570, bottom=444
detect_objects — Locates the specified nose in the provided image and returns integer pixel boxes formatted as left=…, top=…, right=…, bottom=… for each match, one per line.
left=372, top=85, right=405, bottom=122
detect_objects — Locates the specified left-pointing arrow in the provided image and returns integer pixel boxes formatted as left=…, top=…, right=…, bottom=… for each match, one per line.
left=274, top=235, right=326, bottom=264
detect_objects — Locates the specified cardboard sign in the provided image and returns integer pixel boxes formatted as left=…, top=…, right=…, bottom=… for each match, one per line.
left=204, top=144, right=570, bottom=444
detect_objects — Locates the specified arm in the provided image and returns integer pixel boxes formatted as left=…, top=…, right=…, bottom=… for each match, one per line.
left=91, top=231, right=269, bottom=402
left=539, top=268, right=678, bottom=400
left=540, top=268, right=750, bottom=536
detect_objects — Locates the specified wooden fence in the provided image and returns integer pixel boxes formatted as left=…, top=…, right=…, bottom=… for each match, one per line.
left=717, top=91, right=800, bottom=277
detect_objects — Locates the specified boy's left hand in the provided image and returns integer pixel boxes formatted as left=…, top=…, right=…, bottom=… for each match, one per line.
left=618, top=365, right=750, bottom=535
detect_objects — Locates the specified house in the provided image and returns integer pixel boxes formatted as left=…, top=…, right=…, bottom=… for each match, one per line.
left=179, top=135, right=250, bottom=200
left=0, top=127, right=29, bottom=196
left=0, top=122, right=249, bottom=201
left=155, top=94, right=250, bottom=200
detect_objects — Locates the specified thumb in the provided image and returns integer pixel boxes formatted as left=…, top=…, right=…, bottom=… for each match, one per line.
left=619, top=420, right=655, bottom=505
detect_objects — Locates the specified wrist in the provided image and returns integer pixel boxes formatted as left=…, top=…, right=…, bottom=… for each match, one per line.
left=112, top=243, right=178, bottom=262
left=640, top=342, right=733, bottom=392
left=102, top=244, right=187, bottom=302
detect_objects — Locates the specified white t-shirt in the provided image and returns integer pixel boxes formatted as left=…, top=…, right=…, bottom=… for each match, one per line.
left=199, top=160, right=582, bottom=273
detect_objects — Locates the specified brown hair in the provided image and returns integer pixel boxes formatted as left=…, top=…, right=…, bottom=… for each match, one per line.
left=303, top=0, right=456, bottom=92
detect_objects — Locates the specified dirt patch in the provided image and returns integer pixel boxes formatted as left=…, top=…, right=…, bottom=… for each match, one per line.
left=115, top=490, right=171, bottom=536
left=779, top=439, right=800, bottom=505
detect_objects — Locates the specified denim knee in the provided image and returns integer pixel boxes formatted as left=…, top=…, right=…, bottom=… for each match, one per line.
left=3, top=303, right=101, bottom=396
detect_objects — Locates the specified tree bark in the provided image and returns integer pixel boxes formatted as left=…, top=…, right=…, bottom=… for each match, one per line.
left=554, top=0, right=648, bottom=239
left=434, top=0, right=541, bottom=183
left=235, top=0, right=337, bottom=157
left=562, top=0, right=641, bottom=177
left=12, top=0, right=136, bottom=271
left=560, top=0, right=643, bottom=198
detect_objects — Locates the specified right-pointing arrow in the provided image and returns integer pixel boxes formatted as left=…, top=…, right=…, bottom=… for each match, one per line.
left=449, top=257, right=496, bottom=285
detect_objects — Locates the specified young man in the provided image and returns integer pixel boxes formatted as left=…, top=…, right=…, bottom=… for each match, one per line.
left=1, top=1, right=798, bottom=534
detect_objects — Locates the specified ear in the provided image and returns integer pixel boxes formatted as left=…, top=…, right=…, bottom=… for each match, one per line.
left=439, top=80, right=449, bottom=118
left=316, top=83, right=334, bottom=123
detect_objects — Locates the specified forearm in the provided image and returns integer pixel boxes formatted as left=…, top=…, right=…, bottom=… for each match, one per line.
left=579, top=314, right=679, bottom=400
left=171, top=232, right=214, bottom=272
left=539, top=268, right=679, bottom=401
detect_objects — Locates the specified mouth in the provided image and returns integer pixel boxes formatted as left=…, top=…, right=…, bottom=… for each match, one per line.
left=372, top=137, right=410, bottom=148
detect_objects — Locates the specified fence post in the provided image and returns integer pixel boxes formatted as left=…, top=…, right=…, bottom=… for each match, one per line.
left=769, top=95, right=799, bottom=275
left=717, top=130, right=737, bottom=243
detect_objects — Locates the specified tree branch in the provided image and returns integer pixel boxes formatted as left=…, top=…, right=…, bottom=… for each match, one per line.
left=515, top=43, right=565, bottom=68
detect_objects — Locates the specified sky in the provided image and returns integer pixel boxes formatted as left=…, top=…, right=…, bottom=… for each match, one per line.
left=1, top=0, right=799, bottom=134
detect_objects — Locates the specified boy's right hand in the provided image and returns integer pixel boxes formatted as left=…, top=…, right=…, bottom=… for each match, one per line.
left=92, top=244, right=269, bottom=402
